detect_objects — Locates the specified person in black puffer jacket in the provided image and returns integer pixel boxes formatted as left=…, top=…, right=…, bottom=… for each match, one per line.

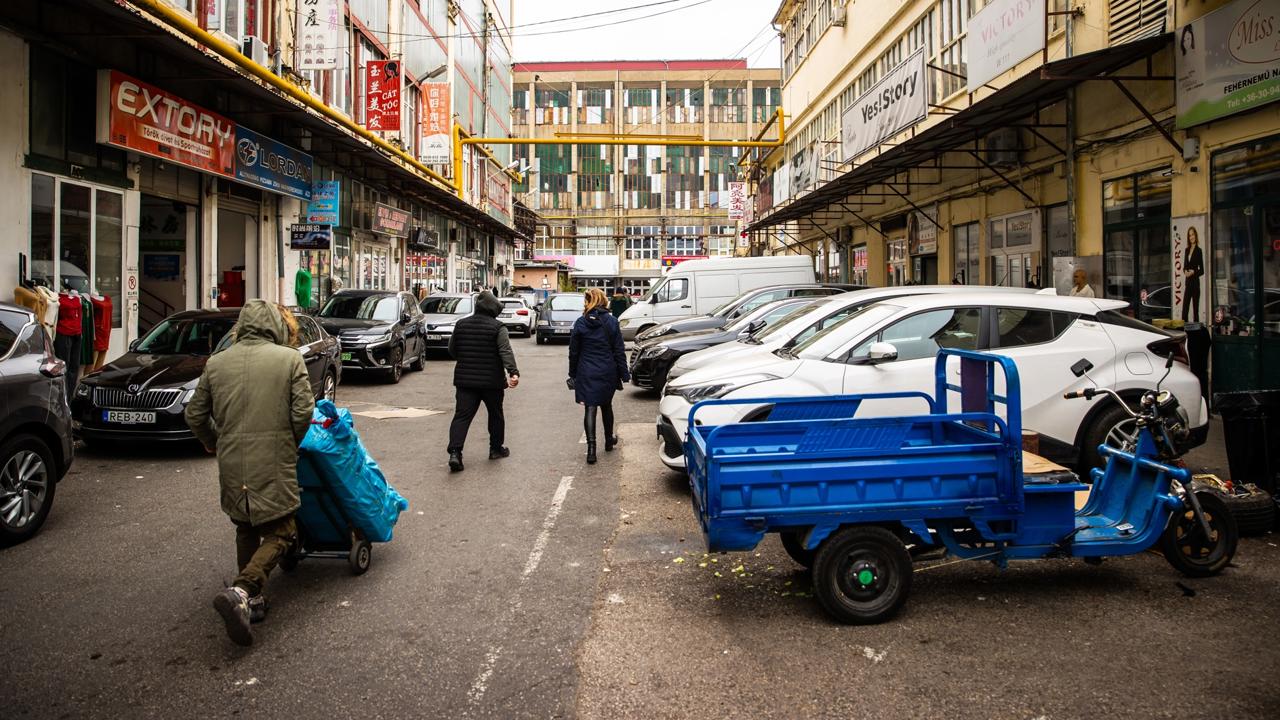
left=569, top=288, right=630, bottom=464
left=446, top=291, right=520, bottom=472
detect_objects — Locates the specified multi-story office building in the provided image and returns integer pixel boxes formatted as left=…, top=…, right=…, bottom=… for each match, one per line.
left=0, top=0, right=520, bottom=354
left=510, top=60, right=780, bottom=294
left=749, top=0, right=1280, bottom=392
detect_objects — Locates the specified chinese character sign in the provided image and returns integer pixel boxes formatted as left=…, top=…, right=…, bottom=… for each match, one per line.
left=296, top=0, right=341, bottom=70
left=727, top=181, right=746, bottom=220
left=365, top=60, right=401, bottom=132
left=420, top=82, right=451, bottom=165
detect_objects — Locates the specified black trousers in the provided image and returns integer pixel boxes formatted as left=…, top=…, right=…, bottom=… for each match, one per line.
left=54, top=332, right=81, bottom=400
left=448, top=386, right=505, bottom=453
left=1182, top=280, right=1201, bottom=323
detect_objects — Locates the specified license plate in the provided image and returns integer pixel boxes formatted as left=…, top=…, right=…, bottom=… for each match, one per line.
left=426, top=334, right=443, bottom=341
left=103, top=410, right=155, bottom=424
left=341, top=352, right=353, bottom=361
left=554, top=328, right=570, bottom=334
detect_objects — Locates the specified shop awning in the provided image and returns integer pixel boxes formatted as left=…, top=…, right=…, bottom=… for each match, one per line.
left=748, top=34, right=1173, bottom=233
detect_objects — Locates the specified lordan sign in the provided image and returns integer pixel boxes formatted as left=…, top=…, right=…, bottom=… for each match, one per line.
left=97, top=70, right=234, bottom=178
left=842, top=50, right=927, bottom=162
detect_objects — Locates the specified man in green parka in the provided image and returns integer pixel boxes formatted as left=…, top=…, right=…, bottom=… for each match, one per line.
left=186, top=300, right=315, bottom=646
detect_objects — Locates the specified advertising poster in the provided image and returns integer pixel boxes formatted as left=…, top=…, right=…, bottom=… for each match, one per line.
left=296, top=0, right=343, bottom=70
left=967, top=0, right=1046, bottom=91
left=727, top=181, right=746, bottom=219
left=234, top=126, right=314, bottom=201
left=306, top=181, right=340, bottom=225
left=97, top=70, right=235, bottom=178
left=365, top=60, right=402, bottom=131
left=372, top=202, right=411, bottom=236
left=1170, top=215, right=1208, bottom=324
left=1176, top=0, right=1280, bottom=128
left=420, top=82, right=451, bottom=165
left=907, top=205, right=938, bottom=255
left=841, top=49, right=928, bottom=162
left=291, top=224, right=333, bottom=251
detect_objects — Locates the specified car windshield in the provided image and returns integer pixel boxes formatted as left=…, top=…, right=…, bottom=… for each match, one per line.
left=420, top=296, right=473, bottom=315
left=751, top=303, right=827, bottom=341
left=792, top=303, right=903, bottom=359
left=320, top=294, right=400, bottom=321
left=502, top=300, right=524, bottom=309
left=550, top=294, right=585, bottom=311
left=136, top=316, right=238, bottom=356
left=727, top=300, right=815, bottom=333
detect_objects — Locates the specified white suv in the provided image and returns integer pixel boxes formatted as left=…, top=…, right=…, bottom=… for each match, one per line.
left=656, top=293, right=1208, bottom=471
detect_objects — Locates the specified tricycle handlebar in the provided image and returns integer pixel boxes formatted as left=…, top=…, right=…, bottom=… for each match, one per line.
left=1063, top=387, right=1138, bottom=418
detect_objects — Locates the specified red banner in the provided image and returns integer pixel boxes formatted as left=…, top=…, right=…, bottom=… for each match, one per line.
left=364, top=60, right=401, bottom=132
left=96, top=69, right=235, bottom=177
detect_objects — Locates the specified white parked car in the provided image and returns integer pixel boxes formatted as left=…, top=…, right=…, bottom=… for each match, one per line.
left=666, top=285, right=1041, bottom=383
left=497, top=297, right=536, bottom=337
left=656, top=293, right=1208, bottom=472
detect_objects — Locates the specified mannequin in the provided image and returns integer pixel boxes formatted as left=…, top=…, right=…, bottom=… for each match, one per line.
left=13, top=260, right=46, bottom=323
left=35, top=280, right=59, bottom=337
left=90, top=292, right=112, bottom=371
left=55, top=284, right=83, bottom=398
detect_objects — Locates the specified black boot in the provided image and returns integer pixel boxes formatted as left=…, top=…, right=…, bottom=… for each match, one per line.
left=448, top=451, right=464, bottom=472
left=605, top=436, right=618, bottom=452
left=586, top=441, right=597, bottom=464
left=584, top=406, right=598, bottom=464
left=603, top=402, right=618, bottom=451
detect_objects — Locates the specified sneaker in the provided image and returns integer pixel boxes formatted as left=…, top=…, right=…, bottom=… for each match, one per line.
left=489, top=446, right=510, bottom=460
left=213, top=587, right=253, bottom=646
left=448, top=451, right=464, bottom=472
left=248, top=595, right=268, bottom=624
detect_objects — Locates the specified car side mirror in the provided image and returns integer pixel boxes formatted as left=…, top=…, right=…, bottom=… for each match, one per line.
left=401, top=312, right=412, bottom=325
left=1070, top=358, right=1094, bottom=378
left=867, top=342, right=898, bottom=364
left=128, top=339, right=140, bottom=352
left=743, top=319, right=766, bottom=336
left=534, top=303, right=544, bottom=312
left=650, top=295, right=659, bottom=304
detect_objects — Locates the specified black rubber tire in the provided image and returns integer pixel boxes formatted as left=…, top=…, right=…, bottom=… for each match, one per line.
left=536, top=334, right=546, bottom=345
left=812, top=526, right=912, bottom=625
left=1160, top=491, right=1238, bottom=577
left=349, top=540, right=372, bottom=575
left=780, top=530, right=816, bottom=569
left=1221, top=488, right=1276, bottom=537
left=409, top=343, right=425, bottom=371
left=0, top=434, right=58, bottom=546
left=1079, top=403, right=1133, bottom=472
left=280, top=548, right=299, bottom=573
left=385, top=346, right=404, bottom=384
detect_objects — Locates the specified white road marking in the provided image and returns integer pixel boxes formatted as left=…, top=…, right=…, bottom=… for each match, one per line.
left=467, top=475, right=575, bottom=706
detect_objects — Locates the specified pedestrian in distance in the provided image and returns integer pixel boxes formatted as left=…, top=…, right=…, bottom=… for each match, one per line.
left=446, top=290, right=520, bottom=472
left=568, top=288, right=630, bottom=464
left=609, top=287, right=631, bottom=318
left=1070, top=269, right=1095, bottom=298
left=185, top=300, right=315, bottom=647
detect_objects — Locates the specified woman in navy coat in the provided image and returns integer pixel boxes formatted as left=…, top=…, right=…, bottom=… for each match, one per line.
left=569, top=288, right=631, bottom=464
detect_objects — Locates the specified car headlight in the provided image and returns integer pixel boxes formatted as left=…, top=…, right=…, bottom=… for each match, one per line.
left=364, top=332, right=392, bottom=344
left=537, top=319, right=550, bottom=326
left=674, top=373, right=780, bottom=402
left=618, top=318, right=631, bottom=327
left=181, top=387, right=196, bottom=404
left=640, top=344, right=672, bottom=360
left=435, top=325, right=455, bottom=333
left=637, top=324, right=668, bottom=340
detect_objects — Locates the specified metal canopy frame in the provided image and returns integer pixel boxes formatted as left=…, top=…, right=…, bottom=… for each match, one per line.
left=747, top=34, right=1172, bottom=234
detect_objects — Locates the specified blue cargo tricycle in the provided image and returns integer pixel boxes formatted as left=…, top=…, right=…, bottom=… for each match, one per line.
left=686, top=349, right=1237, bottom=624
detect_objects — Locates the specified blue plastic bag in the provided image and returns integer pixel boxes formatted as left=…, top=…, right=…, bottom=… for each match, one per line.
left=298, top=400, right=409, bottom=543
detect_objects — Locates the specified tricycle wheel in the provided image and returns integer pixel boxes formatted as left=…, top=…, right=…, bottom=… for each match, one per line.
left=1160, top=491, right=1237, bottom=578
left=779, top=531, right=816, bottom=569
left=349, top=540, right=372, bottom=575
left=813, top=526, right=912, bottom=625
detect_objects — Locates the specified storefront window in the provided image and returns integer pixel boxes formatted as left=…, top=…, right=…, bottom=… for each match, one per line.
left=30, top=175, right=54, bottom=286
left=953, top=222, right=979, bottom=284
left=29, top=175, right=124, bottom=325
left=95, top=190, right=124, bottom=326
left=1212, top=137, right=1280, bottom=339
left=333, top=232, right=352, bottom=291
left=59, top=184, right=91, bottom=292
left=1102, top=168, right=1171, bottom=320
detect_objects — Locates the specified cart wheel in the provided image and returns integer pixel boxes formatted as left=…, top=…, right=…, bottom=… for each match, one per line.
left=349, top=541, right=372, bottom=575
left=780, top=531, right=816, bottom=569
left=813, top=526, right=912, bottom=625
left=1160, top=491, right=1238, bottom=578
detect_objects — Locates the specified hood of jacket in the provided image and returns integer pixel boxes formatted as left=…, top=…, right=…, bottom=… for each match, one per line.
left=233, top=299, right=287, bottom=346
left=475, top=291, right=503, bottom=318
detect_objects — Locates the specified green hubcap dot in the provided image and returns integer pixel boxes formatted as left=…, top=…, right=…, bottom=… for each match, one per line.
left=857, top=569, right=875, bottom=585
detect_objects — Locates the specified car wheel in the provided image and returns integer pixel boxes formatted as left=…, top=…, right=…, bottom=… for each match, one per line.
left=0, top=434, right=57, bottom=546
left=1080, top=403, right=1133, bottom=472
left=386, top=345, right=404, bottom=384
left=536, top=333, right=546, bottom=345
left=321, top=370, right=337, bottom=402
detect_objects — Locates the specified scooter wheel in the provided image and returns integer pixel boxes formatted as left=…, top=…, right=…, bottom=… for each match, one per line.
left=1160, top=491, right=1238, bottom=578
left=779, top=531, right=816, bottom=569
left=349, top=540, right=372, bottom=576
left=813, top=526, right=912, bottom=625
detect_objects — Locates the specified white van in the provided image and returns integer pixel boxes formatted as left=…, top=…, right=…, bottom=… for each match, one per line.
left=617, top=256, right=816, bottom=340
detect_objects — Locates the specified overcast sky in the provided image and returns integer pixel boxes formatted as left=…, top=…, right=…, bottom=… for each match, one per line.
left=507, top=0, right=781, bottom=67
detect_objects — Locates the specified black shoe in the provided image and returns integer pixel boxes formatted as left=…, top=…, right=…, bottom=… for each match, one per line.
left=586, top=441, right=597, bottom=464
left=213, top=587, right=253, bottom=646
left=605, top=436, right=619, bottom=452
left=489, top=446, right=510, bottom=460
left=448, top=451, right=464, bottom=472
left=248, top=595, right=268, bottom=624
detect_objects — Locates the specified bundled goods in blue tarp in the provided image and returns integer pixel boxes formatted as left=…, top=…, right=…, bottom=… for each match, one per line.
left=298, top=399, right=409, bottom=542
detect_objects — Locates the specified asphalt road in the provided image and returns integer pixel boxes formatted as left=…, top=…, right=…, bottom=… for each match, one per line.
left=2, top=335, right=1278, bottom=719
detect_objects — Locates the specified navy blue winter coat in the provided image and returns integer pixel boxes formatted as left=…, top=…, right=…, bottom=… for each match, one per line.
left=568, top=308, right=630, bottom=406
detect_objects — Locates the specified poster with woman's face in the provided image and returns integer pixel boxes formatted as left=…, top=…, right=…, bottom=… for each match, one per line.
left=1170, top=215, right=1207, bottom=325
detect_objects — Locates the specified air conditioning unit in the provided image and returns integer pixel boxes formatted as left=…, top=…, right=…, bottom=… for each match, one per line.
left=243, top=35, right=269, bottom=67
left=984, top=127, right=1022, bottom=168
left=833, top=3, right=847, bottom=27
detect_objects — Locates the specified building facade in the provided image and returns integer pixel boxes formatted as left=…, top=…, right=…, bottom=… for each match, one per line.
left=750, top=0, right=1280, bottom=392
left=510, top=60, right=780, bottom=295
left=0, top=0, right=522, bottom=358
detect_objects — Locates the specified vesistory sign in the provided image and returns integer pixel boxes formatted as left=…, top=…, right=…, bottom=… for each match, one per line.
left=841, top=49, right=928, bottom=163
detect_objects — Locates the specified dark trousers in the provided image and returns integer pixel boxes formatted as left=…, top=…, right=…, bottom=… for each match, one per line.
left=448, top=386, right=505, bottom=453
left=54, top=332, right=81, bottom=399
left=1182, top=280, right=1201, bottom=322
left=233, top=513, right=296, bottom=597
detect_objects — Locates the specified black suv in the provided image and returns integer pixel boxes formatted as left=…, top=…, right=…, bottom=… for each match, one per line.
left=0, top=303, right=74, bottom=545
left=317, top=290, right=426, bottom=383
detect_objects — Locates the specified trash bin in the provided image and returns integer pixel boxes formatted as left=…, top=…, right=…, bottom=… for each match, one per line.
left=1213, top=390, right=1280, bottom=495
left=1184, top=323, right=1211, bottom=401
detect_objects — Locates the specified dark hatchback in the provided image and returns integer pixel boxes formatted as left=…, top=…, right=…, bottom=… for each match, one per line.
left=635, top=283, right=862, bottom=341
left=1, top=303, right=74, bottom=545
left=72, top=308, right=341, bottom=444
left=535, top=293, right=584, bottom=344
left=316, top=290, right=426, bottom=383
left=629, top=297, right=815, bottom=390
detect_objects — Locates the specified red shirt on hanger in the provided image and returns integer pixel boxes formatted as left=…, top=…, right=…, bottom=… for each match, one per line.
left=56, top=293, right=82, bottom=336
left=91, top=295, right=112, bottom=351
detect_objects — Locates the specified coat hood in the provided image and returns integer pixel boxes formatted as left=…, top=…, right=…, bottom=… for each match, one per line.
left=585, top=307, right=612, bottom=324
left=233, top=299, right=287, bottom=345
left=476, top=291, right=503, bottom=318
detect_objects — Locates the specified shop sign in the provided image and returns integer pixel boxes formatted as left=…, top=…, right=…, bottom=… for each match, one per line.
left=420, top=82, right=451, bottom=165
left=234, top=126, right=314, bottom=201
left=296, top=0, right=343, bottom=70
left=364, top=60, right=402, bottom=132
left=772, top=165, right=791, bottom=206
left=372, top=202, right=410, bottom=236
left=290, top=223, right=333, bottom=250
left=142, top=254, right=181, bottom=281
left=1176, top=0, right=1280, bottom=128
left=97, top=70, right=235, bottom=178
left=307, top=181, right=341, bottom=225
left=662, top=255, right=709, bottom=267
left=842, top=50, right=928, bottom=162
left=908, top=206, right=939, bottom=255
left=726, top=182, right=746, bottom=219
left=1170, top=215, right=1208, bottom=323
left=967, top=0, right=1046, bottom=92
